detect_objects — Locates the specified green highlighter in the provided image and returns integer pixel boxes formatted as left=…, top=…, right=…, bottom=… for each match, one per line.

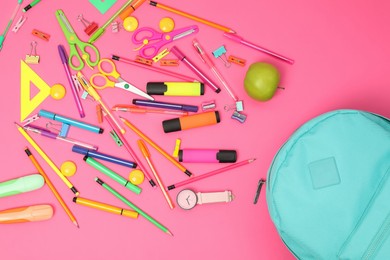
left=84, top=156, right=141, bottom=194
left=0, top=174, right=45, bottom=198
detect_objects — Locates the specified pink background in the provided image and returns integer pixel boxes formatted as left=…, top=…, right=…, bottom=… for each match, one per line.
left=1, top=0, right=389, bottom=259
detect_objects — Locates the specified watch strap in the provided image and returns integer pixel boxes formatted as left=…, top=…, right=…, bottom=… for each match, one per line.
left=197, top=191, right=234, bottom=205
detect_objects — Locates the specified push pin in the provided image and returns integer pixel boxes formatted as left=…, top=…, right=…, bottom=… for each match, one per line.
left=212, top=45, right=231, bottom=67
left=231, top=111, right=247, bottom=123
left=77, top=14, right=98, bottom=36
left=25, top=41, right=40, bottom=64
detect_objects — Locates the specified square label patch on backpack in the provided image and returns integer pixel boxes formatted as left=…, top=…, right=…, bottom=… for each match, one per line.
left=309, top=157, right=340, bottom=189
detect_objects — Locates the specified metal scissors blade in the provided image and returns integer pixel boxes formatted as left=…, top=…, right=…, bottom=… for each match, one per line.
left=116, top=78, right=154, bottom=100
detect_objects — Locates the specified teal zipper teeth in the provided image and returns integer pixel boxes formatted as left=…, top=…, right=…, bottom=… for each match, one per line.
left=362, top=212, right=390, bottom=260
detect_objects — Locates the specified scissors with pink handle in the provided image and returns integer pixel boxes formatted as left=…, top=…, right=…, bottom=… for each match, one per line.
left=132, top=25, right=198, bottom=58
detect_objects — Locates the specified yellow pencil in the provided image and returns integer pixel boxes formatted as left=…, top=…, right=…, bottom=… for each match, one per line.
left=24, top=147, right=79, bottom=228
left=149, top=1, right=236, bottom=33
left=14, top=123, right=79, bottom=196
left=119, top=116, right=193, bottom=177
left=73, top=197, right=138, bottom=219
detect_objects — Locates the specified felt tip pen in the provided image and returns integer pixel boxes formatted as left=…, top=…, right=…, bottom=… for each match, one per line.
left=0, top=205, right=53, bottom=224
left=58, top=45, right=85, bottom=118
left=223, top=32, right=294, bottom=65
left=14, top=123, right=79, bottom=196
left=192, top=39, right=239, bottom=102
left=102, top=111, right=156, bottom=187
left=84, top=156, right=142, bottom=194
left=95, top=177, right=173, bottom=236
left=170, top=46, right=221, bottom=93
left=77, top=72, right=126, bottom=134
left=23, top=0, right=41, bottom=12
left=132, top=99, right=198, bottom=113
left=38, top=109, right=103, bottom=134
left=112, top=105, right=189, bottom=116
left=73, top=197, right=138, bottom=219
left=72, top=145, right=137, bottom=168
left=24, top=125, right=98, bottom=151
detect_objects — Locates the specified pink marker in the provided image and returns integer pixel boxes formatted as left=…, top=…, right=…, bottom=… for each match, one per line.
left=178, top=149, right=237, bottom=163
left=223, top=32, right=294, bottom=65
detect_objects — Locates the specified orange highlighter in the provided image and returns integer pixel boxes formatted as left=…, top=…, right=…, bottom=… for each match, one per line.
left=0, top=205, right=54, bottom=224
left=162, top=111, right=220, bottom=133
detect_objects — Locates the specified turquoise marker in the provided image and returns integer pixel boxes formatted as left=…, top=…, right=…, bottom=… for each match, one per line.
left=84, top=156, right=141, bottom=194
left=0, top=0, right=23, bottom=51
left=0, top=174, right=44, bottom=198
left=38, top=109, right=104, bottom=134
left=23, top=0, right=41, bottom=12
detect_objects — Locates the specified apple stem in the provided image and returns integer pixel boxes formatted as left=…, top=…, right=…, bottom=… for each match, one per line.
left=277, top=86, right=285, bottom=90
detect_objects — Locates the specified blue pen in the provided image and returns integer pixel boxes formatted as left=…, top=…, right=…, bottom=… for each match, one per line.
left=72, top=145, right=137, bottom=168
left=132, top=99, right=198, bottom=112
left=38, top=109, right=103, bottom=134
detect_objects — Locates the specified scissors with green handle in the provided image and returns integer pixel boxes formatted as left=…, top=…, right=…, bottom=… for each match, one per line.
left=90, top=58, right=154, bottom=100
left=56, top=9, right=100, bottom=71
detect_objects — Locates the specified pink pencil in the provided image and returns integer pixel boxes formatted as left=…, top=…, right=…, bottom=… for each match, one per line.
left=103, top=111, right=156, bottom=187
left=167, top=158, right=256, bottom=190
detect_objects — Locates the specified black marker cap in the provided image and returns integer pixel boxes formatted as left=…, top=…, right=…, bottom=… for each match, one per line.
left=162, top=118, right=182, bottom=133
left=146, top=82, right=168, bottom=95
left=217, top=150, right=237, bottom=163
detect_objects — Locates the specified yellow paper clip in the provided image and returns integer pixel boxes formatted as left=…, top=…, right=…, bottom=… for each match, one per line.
left=152, top=48, right=169, bottom=63
left=172, top=139, right=181, bottom=158
left=228, top=55, right=246, bottom=66
left=135, top=55, right=153, bottom=66
left=160, top=59, right=179, bottom=66
left=25, top=41, right=40, bottom=64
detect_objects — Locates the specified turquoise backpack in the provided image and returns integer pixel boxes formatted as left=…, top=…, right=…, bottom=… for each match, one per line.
left=266, top=110, right=390, bottom=259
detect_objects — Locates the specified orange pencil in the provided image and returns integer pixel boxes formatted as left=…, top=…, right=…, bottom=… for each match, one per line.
left=137, top=140, right=175, bottom=209
left=120, top=116, right=193, bottom=177
left=149, top=1, right=236, bottom=33
left=24, top=147, right=79, bottom=228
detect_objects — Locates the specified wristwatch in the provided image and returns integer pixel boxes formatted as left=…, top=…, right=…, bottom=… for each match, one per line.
left=176, top=189, right=234, bottom=210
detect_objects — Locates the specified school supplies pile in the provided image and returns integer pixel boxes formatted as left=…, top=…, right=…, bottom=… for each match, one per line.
left=2, top=0, right=294, bottom=236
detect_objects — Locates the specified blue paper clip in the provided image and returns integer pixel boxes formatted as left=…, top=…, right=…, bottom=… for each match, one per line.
left=212, top=45, right=231, bottom=67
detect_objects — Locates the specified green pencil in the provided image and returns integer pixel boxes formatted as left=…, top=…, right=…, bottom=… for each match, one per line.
left=95, top=177, right=173, bottom=236
left=84, top=156, right=141, bottom=194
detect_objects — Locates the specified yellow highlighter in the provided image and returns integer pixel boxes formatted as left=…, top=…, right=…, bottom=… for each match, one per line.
left=73, top=197, right=138, bottom=219
left=146, top=82, right=204, bottom=96
left=0, top=205, right=54, bottom=224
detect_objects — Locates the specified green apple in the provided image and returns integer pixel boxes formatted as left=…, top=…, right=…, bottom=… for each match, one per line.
left=244, top=62, right=280, bottom=101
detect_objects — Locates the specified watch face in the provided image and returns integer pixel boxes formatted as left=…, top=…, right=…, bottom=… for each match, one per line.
left=176, top=189, right=197, bottom=210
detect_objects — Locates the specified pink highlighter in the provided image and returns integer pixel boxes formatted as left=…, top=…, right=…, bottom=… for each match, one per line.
left=178, top=149, right=237, bottom=163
